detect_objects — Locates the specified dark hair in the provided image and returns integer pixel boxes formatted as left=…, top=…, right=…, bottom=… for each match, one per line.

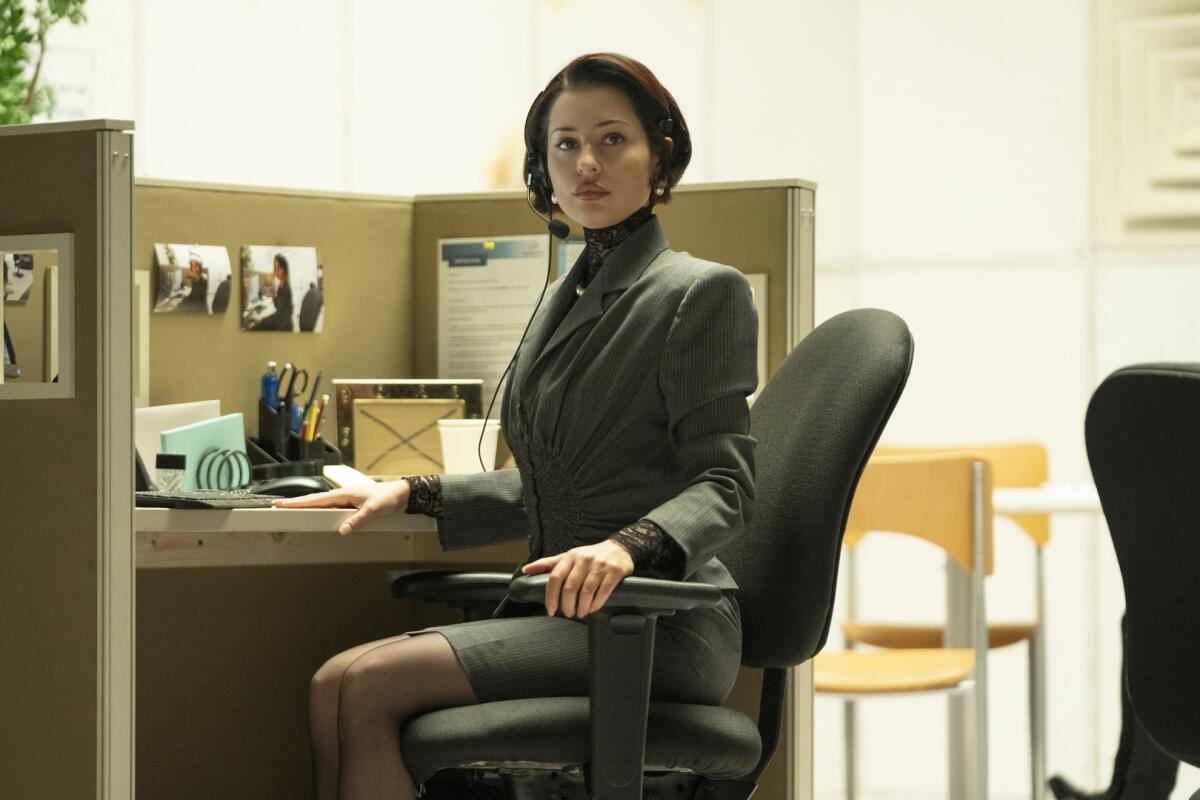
left=273, top=254, right=290, bottom=276
left=523, top=52, right=692, bottom=215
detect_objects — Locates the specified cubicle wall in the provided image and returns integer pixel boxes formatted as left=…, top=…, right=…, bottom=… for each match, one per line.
left=411, top=180, right=815, bottom=380
left=0, top=120, right=134, bottom=800
left=135, top=180, right=415, bottom=424
left=132, top=178, right=812, bottom=800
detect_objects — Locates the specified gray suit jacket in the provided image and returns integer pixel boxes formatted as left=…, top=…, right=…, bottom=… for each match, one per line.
left=436, top=216, right=757, bottom=592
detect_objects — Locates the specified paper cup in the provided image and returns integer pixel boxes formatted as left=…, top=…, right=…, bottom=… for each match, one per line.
left=438, top=419, right=501, bottom=474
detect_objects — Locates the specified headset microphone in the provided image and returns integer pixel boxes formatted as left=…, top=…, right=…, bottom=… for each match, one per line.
left=476, top=190, right=569, bottom=471
left=547, top=218, right=569, bottom=239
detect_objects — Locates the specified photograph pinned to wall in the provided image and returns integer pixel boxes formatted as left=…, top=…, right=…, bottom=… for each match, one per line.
left=3, top=253, right=36, bottom=303
left=240, top=245, right=324, bottom=333
left=152, top=244, right=233, bottom=315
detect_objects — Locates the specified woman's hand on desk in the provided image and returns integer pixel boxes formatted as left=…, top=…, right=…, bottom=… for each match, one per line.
left=273, top=480, right=411, bottom=536
left=522, top=541, right=634, bottom=619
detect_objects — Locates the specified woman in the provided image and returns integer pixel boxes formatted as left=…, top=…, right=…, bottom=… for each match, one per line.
left=254, top=254, right=294, bottom=331
left=279, top=52, right=758, bottom=800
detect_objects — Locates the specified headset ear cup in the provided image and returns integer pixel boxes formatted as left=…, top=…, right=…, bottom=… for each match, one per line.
left=537, top=157, right=553, bottom=205
left=525, top=152, right=553, bottom=207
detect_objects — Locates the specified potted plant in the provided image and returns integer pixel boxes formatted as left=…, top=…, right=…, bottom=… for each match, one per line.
left=0, top=0, right=87, bottom=125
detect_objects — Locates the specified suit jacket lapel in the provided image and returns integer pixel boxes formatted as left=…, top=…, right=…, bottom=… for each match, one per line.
left=531, top=215, right=669, bottom=372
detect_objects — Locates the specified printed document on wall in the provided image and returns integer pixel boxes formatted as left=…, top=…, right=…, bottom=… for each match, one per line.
left=437, top=235, right=549, bottom=413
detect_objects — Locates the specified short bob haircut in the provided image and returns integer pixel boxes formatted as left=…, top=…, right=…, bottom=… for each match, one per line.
left=523, top=52, right=692, bottom=215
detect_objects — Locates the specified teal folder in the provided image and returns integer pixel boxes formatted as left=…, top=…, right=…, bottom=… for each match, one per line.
left=160, top=412, right=246, bottom=491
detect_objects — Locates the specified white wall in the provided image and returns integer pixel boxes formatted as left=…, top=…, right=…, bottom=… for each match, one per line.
left=36, top=0, right=1200, bottom=797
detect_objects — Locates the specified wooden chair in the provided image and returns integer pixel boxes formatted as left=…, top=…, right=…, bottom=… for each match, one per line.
left=813, top=452, right=993, bottom=800
left=857, top=442, right=1048, bottom=800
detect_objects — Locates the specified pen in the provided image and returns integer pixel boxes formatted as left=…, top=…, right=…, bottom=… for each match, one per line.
left=304, top=402, right=320, bottom=442
left=314, top=393, right=329, bottom=441
left=302, top=370, right=323, bottom=426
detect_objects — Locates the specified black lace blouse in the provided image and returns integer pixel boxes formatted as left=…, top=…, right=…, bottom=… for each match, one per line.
left=404, top=205, right=686, bottom=578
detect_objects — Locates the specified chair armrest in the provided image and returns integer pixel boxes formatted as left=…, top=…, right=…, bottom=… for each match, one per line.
left=507, top=574, right=723, bottom=616
left=387, top=570, right=512, bottom=617
left=507, top=573, right=723, bottom=800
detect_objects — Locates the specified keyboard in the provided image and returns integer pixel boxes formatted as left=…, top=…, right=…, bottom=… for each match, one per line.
left=135, top=490, right=280, bottom=509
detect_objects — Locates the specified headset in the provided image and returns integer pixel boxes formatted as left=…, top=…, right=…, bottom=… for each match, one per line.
left=473, top=148, right=567, bottom=471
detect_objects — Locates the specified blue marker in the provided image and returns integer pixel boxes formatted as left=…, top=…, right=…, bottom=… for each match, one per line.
left=260, top=361, right=279, bottom=407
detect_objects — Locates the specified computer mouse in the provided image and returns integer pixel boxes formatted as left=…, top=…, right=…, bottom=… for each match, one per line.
left=250, top=475, right=330, bottom=498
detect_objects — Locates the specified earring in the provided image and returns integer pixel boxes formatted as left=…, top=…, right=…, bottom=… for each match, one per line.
left=654, top=184, right=665, bottom=197
left=550, top=192, right=558, bottom=204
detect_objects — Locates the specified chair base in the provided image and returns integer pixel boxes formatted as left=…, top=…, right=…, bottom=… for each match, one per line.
left=422, top=768, right=758, bottom=800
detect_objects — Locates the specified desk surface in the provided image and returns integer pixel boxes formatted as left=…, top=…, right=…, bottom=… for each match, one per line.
left=993, top=482, right=1100, bottom=515
left=134, top=508, right=536, bottom=569
left=136, top=481, right=1103, bottom=569
left=136, top=507, right=434, bottom=534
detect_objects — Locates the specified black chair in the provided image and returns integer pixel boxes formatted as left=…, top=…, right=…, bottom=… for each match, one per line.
left=1086, top=363, right=1200, bottom=791
left=210, top=277, right=231, bottom=314
left=392, top=308, right=914, bottom=800
left=299, top=286, right=323, bottom=332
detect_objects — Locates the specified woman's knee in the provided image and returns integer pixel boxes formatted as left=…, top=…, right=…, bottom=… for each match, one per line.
left=338, top=636, right=473, bottom=721
left=311, top=651, right=354, bottom=704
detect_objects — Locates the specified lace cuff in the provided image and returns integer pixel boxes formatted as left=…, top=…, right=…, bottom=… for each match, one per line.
left=609, top=519, right=685, bottom=579
left=404, top=475, right=443, bottom=518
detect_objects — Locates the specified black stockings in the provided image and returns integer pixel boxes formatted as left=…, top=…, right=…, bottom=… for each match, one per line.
left=309, top=632, right=477, bottom=800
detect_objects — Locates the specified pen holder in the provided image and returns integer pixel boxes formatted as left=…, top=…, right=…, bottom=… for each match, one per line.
left=258, top=400, right=289, bottom=460
left=286, top=434, right=342, bottom=466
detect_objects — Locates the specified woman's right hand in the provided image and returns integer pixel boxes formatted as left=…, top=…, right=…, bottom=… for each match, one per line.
left=273, top=479, right=411, bottom=536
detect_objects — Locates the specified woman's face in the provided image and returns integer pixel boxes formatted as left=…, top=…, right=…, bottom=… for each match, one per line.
left=545, top=85, right=663, bottom=230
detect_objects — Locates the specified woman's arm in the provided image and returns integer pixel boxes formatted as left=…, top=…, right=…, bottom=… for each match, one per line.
left=608, top=519, right=686, bottom=579
left=641, top=266, right=758, bottom=579
left=434, top=469, right=530, bottom=550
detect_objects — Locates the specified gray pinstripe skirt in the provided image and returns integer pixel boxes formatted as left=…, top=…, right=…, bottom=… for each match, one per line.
left=412, top=593, right=742, bottom=705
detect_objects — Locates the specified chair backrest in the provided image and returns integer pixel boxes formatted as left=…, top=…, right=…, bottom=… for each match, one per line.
left=720, top=308, right=913, bottom=669
left=843, top=452, right=994, bottom=575
left=870, top=442, right=1048, bottom=545
left=211, top=277, right=231, bottom=314
left=299, top=287, right=323, bottom=332
left=1085, top=363, right=1200, bottom=767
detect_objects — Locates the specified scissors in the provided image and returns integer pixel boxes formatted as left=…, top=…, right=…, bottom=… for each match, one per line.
left=277, top=362, right=310, bottom=414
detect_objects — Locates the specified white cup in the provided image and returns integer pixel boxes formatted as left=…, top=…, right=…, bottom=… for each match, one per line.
left=437, top=419, right=501, bottom=474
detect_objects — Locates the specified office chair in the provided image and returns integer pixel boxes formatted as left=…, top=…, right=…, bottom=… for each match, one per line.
left=299, top=286, right=323, bottom=332
left=390, top=307, right=914, bottom=800
left=211, top=277, right=231, bottom=314
left=1085, top=363, right=1200, bottom=795
left=846, top=441, right=1049, bottom=800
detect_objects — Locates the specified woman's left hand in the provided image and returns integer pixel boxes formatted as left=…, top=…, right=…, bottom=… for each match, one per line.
left=522, top=540, right=634, bottom=618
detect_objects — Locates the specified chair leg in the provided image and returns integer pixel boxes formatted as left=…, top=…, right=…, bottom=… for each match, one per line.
left=975, top=681, right=989, bottom=800
left=948, top=694, right=970, bottom=800
left=1028, top=629, right=1047, bottom=800
left=842, top=699, right=857, bottom=800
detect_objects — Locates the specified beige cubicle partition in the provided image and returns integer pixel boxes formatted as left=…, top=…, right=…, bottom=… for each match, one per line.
left=411, top=179, right=815, bottom=380
left=135, top=180, right=416, bottom=424
left=0, top=120, right=134, bottom=800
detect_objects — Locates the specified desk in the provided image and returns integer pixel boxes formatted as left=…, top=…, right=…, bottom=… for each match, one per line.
left=994, top=482, right=1101, bottom=515
left=132, top=508, right=802, bottom=800
left=137, top=508, right=443, bottom=568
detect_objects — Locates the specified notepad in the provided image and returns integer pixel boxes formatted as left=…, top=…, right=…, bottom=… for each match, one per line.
left=160, top=412, right=246, bottom=491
